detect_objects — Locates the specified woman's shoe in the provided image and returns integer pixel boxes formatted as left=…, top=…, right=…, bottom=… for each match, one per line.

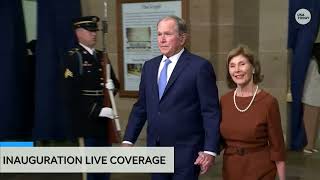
left=311, top=149, right=319, bottom=153
left=303, top=149, right=313, bottom=154
left=304, top=149, right=319, bottom=154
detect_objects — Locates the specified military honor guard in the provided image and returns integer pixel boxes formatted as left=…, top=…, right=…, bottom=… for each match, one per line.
left=62, top=16, right=119, bottom=180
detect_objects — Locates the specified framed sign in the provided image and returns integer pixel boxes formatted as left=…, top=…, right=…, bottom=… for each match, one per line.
left=117, top=0, right=188, bottom=97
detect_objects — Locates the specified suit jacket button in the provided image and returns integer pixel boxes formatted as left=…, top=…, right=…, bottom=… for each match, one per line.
left=100, top=83, right=104, bottom=86
left=98, top=68, right=102, bottom=71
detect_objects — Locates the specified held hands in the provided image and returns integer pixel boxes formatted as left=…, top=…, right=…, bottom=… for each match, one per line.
left=99, top=107, right=114, bottom=119
left=194, top=151, right=215, bottom=175
left=106, top=79, right=115, bottom=91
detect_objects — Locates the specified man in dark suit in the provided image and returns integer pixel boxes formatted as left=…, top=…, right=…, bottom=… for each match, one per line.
left=62, top=16, right=119, bottom=180
left=122, top=15, right=220, bottom=180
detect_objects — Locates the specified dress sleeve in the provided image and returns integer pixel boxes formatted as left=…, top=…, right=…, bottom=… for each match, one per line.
left=267, top=97, right=286, bottom=161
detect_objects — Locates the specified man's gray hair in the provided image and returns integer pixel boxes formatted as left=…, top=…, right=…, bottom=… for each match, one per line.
left=157, top=15, right=188, bottom=34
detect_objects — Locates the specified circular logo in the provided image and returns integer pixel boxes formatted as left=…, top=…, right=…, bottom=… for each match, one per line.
left=295, top=9, right=311, bottom=25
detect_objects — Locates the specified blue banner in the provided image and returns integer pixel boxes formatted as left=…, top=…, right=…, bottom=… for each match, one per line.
left=288, top=0, right=320, bottom=150
left=0, top=0, right=33, bottom=140
left=33, top=0, right=81, bottom=139
left=0, top=142, right=34, bottom=147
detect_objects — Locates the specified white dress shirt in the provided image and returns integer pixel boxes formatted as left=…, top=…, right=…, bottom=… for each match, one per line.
left=79, top=43, right=95, bottom=55
left=157, top=48, right=185, bottom=82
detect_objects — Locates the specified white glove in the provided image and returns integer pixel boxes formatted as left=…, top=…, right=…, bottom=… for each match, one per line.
left=99, top=107, right=114, bottom=119
left=106, top=79, right=115, bottom=91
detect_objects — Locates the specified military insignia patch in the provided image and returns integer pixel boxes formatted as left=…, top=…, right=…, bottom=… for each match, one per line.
left=68, top=48, right=79, bottom=55
left=64, top=68, right=73, bottom=78
left=83, top=63, right=92, bottom=67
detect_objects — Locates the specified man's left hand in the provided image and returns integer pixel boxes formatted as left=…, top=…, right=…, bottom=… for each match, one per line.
left=194, top=151, right=215, bottom=175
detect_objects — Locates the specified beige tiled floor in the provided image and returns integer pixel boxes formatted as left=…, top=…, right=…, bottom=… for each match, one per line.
left=1, top=149, right=319, bottom=180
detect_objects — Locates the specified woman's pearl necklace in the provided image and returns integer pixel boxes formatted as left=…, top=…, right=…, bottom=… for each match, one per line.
left=233, top=85, right=259, bottom=112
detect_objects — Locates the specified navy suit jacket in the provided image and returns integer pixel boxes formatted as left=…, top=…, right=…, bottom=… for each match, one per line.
left=124, top=49, right=220, bottom=154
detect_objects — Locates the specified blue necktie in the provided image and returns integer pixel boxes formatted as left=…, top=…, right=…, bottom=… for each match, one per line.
left=158, top=59, right=172, bottom=99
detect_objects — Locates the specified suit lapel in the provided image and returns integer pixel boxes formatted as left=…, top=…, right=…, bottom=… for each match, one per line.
left=161, top=50, right=190, bottom=100
left=151, top=57, right=162, bottom=100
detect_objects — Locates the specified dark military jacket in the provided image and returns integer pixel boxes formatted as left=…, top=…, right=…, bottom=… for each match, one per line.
left=62, top=44, right=119, bottom=138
